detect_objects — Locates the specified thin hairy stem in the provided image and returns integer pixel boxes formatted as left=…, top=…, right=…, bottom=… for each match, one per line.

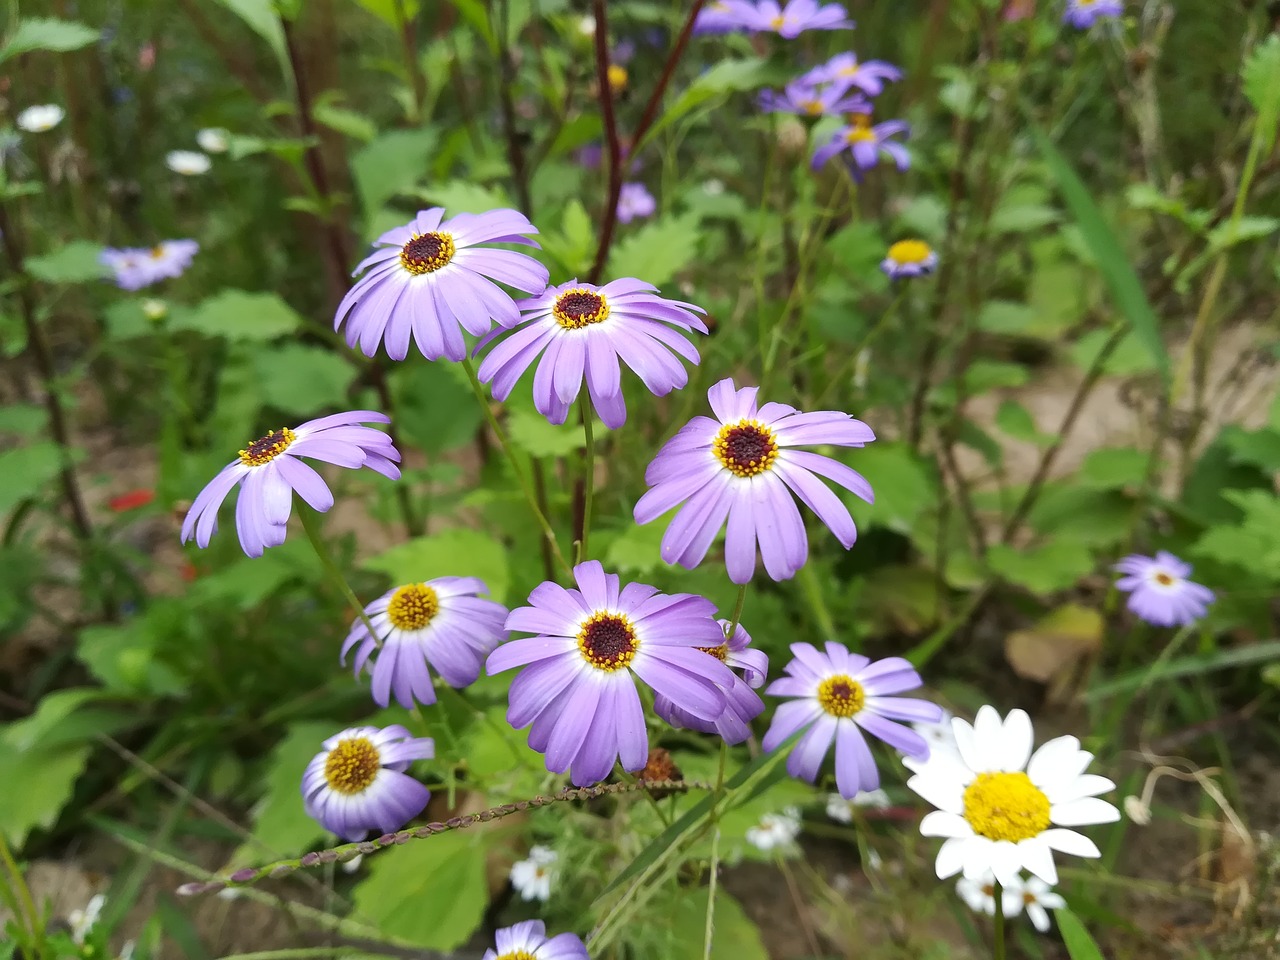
left=577, top=395, right=596, bottom=560
left=298, top=505, right=380, bottom=641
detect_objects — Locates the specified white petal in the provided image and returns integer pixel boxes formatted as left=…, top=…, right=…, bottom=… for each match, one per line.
left=1025, top=735, right=1081, bottom=786
left=1019, top=835, right=1058, bottom=884
left=1027, top=903, right=1051, bottom=932
left=999, top=709, right=1034, bottom=772
left=1040, top=892, right=1067, bottom=910
left=935, top=837, right=972, bottom=879
left=907, top=770, right=966, bottom=814
left=988, top=839, right=1025, bottom=885
left=960, top=837, right=998, bottom=880
left=972, top=706, right=1005, bottom=769
left=1040, top=827, right=1101, bottom=859
left=1045, top=773, right=1116, bottom=803
left=920, top=810, right=972, bottom=839
left=1051, top=797, right=1120, bottom=827
left=951, top=718, right=986, bottom=773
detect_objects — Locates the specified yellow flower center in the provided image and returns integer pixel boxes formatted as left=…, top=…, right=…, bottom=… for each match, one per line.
left=839, top=58, right=860, bottom=77
left=769, top=15, right=786, bottom=29
left=400, top=232, right=456, bottom=275
left=577, top=612, right=638, bottom=671
left=962, top=772, right=1052, bottom=842
left=696, top=643, right=729, bottom=661
left=1022, top=891, right=1038, bottom=905
left=801, top=99, right=825, bottom=116
left=149, top=245, right=166, bottom=259
left=982, top=883, right=995, bottom=897
left=887, top=240, right=934, bottom=265
left=713, top=420, right=779, bottom=478
left=608, top=64, right=628, bottom=92
left=1153, top=571, right=1174, bottom=586
left=845, top=114, right=877, bottom=143
left=238, top=427, right=296, bottom=467
left=553, top=288, right=611, bottom=329
left=386, top=583, right=440, bottom=631
left=817, top=675, right=865, bottom=718
left=495, top=953, right=536, bottom=960
left=323, top=737, right=381, bottom=795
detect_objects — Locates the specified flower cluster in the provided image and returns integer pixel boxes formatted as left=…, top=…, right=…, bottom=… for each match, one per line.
left=694, top=0, right=852, bottom=37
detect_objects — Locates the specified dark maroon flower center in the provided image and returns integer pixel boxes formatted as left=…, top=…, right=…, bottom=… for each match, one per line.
left=577, top=612, right=637, bottom=671
left=713, top=420, right=779, bottom=478
left=553, top=289, right=611, bottom=329
left=399, top=232, right=456, bottom=275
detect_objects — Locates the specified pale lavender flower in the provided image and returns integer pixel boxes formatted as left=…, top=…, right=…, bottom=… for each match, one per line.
left=633, top=378, right=875, bottom=584
left=1064, top=0, right=1122, bottom=28
left=616, top=183, right=656, bottom=224
left=335, top=207, right=549, bottom=362
left=180, top=411, right=400, bottom=558
left=301, top=725, right=434, bottom=841
left=476, top=278, right=707, bottom=430
left=342, top=577, right=508, bottom=708
left=744, top=0, right=853, bottom=37
left=654, top=620, right=768, bottom=744
left=881, top=240, right=938, bottom=280
left=483, top=922, right=588, bottom=960
left=693, top=1, right=756, bottom=34
left=100, top=240, right=198, bottom=290
left=812, top=114, right=910, bottom=177
left=763, top=643, right=941, bottom=797
left=801, top=53, right=903, bottom=98
left=1113, top=551, right=1214, bottom=627
left=759, top=78, right=867, bottom=117
left=486, top=561, right=735, bottom=786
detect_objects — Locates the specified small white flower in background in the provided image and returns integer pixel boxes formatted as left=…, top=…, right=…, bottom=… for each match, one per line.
left=510, top=845, right=557, bottom=901
left=1011, top=874, right=1066, bottom=932
left=826, top=789, right=891, bottom=823
left=956, top=871, right=1022, bottom=920
left=142, top=298, right=168, bottom=321
left=746, top=806, right=802, bottom=852
left=911, top=708, right=961, bottom=762
left=576, top=15, right=595, bottom=35
left=702, top=179, right=725, bottom=196
left=166, top=150, right=211, bottom=175
left=68, top=893, right=106, bottom=944
left=16, top=104, right=65, bottom=133
left=196, top=128, right=230, bottom=153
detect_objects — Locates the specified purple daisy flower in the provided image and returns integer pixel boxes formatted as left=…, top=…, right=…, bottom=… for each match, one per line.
left=812, top=114, right=910, bottom=177
left=693, top=1, right=755, bottom=34
left=745, top=0, right=852, bottom=37
left=654, top=620, right=768, bottom=744
left=801, top=53, right=903, bottom=98
left=486, top=560, right=736, bottom=786
left=476, top=279, right=707, bottom=430
left=1113, top=551, right=1215, bottom=627
left=342, top=577, right=509, bottom=708
left=616, top=182, right=656, bottom=224
left=759, top=78, right=868, bottom=118
left=1064, top=0, right=1123, bottom=28
left=632, top=378, right=875, bottom=584
left=301, top=724, right=434, bottom=842
left=763, top=642, right=942, bottom=798
left=483, top=921, right=588, bottom=960
left=881, top=239, right=938, bottom=280
left=335, top=207, right=549, bottom=362
left=180, top=410, right=400, bottom=558
left=101, top=240, right=199, bottom=290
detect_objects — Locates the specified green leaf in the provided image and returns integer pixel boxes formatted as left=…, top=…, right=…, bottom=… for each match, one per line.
left=103, top=299, right=167, bottom=340
left=352, top=128, right=438, bottom=215
left=351, top=828, right=488, bottom=950
left=1207, top=215, right=1280, bottom=253
left=995, top=400, right=1054, bottom=447
left=506, top=405, right=587, bottom=458
left=253, top=343, right=356, bottom=416
left=176, top=289, right=301, bottom=342
left=1034, top=127, right=1169, bottom=383
left=604, top=520, right=669, bottom=576
left=990, top=203, right=1059, bottom=234
left=1220, top=425, right=1280, bottom=472
left=0, top=442, right=63, bottom=517
left=230, top=722, right=330, bottom=867
left=77, top=619, right=187, bottom=697
left=24, top=240, right=107, bottom=283
left=607, top=214, right=700, bottom=288
left=644, top=58, right=772, bottom=145
left=0, top=740, right=90, bottom=845
left=2, top=689, right=103, bottom=750
left=1243, top=34, right=1280, bottom=152
left=1057, top=908, right=1107, bottom=960
left=390, top=361, right=482, bottom=454
left=653, top=888, right=767, bottom=960
left=363, top=528, right=511, bottom=603
left=845, top=442, right=936, bottom=534
left=353, top=0, right=420, bottom=28
left=538, top=198, right=596, bottom=277
left=416, top=179, right=511, bottom=215
left=1077, top=447, right=1149, bottom=489
left=978, top=300, right=1037, bottom=336
left=987, top=540, right=1094, bottom=594
left=0, top=404, right=46, bottom=436
left=312, top=102, right=377, bottom=143
left=1026, top=485, right=1131, bottom=547
left=0, top=18, right=98, bottom=62
left=1191, top=489, right=1280, bottom=577
left=1069, top=328, right=1157, bottom=377
left=208, top=0, right=287, bottom=73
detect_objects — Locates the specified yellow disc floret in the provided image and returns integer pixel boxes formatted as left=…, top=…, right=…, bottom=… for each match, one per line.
left=553, top=289, right=611, bottom=329
left=386, top=583, right=440, bottom=631
left=577, top=612, right=638, bottom=671
left=713, top=420, right=779, bottom=478
left=400, top=232, right=456, bottom=275
left=238, top=427, right=296, bottom=467
left=495, top=953, right=537, bottom=960
left=817, top=675, right=865, bottom=718
left=323, top=737, right=381, bottom=794
left=887, top=239, right=933, bottom=265
left=845, top=114, right=876, bottom=143
left=962, top=771, right=1052, bottom=842
left=696, top=643, right=729, bottom=661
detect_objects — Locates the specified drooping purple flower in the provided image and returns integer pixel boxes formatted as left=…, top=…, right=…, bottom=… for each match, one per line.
left=482, top=921, right=589, bottom=960
left=800, top=53, right=903, bottom=98
left=758, top=78, right=867, bottom=117
left=476, top=279, right=707, bottom=430
left=763, top=642, right=941, bottom=798
left=1113, top=551, right=1214, bottom=627
left=335, top=208, right=549, bottom=362
left=633, top=378, right=875, bottom=585
left=301, top=725, right=434, bottom=841
left=693, top=1, right=755, bottom=34
left=486, top=560, right=735, bottom=786
left=341, top=577, right=509, bottom=708
left=654, top=620, right=768, bottom=744
left=1063, top=0, right=1123, bottom=28
left=744, top=0, right=853, bottom=37
left=812, top=114, right=910, bottom=177
left=881, top=239, right=938, bottom=280
left=180, top=411, right=400, bottom=558
left=616, top=183, right=656, bottom=224
left=100, top=240, right=199, bottom=290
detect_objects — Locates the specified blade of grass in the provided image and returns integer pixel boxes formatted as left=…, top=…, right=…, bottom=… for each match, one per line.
left=1083, top=639, right=1280, bottom=702
left=1056, top=908, right=1108, bottom=960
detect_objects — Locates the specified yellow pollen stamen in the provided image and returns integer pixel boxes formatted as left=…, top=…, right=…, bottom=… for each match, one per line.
left=962, top=771, right=1051, bottom=842
left=495, top=953, right=537, bottom=960
left=553, top=288, right=611, bottom=329
left=577, top=611, right=638, bottom=671
left=696, top=643, right=729, bottom=661
left=1153, top=571, right=1175, bottom=586
left=817, top=674, right=865, bottom=718
left=323, top=737, right=381, bottom=795
left=713, top=419, right=779, bottom=478
left=386, top=583, right=440, bottom=631
left=608, top=64, right=628, bottom=92
left=846, top=114, right=876, bottom=143
left=769, top=15, right=786, bottom=29
left=839, top=59, right=860, bottom=77
left=149, top=245, right=166, bottom=259
left=238, top=427, right=296, bottom=467
left=400, top=231, right=456, bottom=275
left=1023, top=891, right=1037, bottom=905
left=982, top=884, right=995, bottom=897
left=887, top=239, right=933, bottom=265
left=801, top=99, right=824, bottom=116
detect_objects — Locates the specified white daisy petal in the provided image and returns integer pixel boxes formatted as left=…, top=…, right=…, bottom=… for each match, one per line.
left=988, top=839, right=1025, bottom=885
left=999, top=709, right=1034, bottom=772
left=935, top=837, right=971, bottom=879
left=906, top=770, right=966, bottom=814
left=1027, top=903, right=1050, bottom=932
left=1051, top=796, right=1121, bottom=826
left=1045, top=773, right=1116, bottom=803
left=1025, top=735, right=1081, bottom=785
left=920, top=810, right=972, bottom=839
left=1019, top=835, right=1058, bottom=884
left=960, top=837, right=998, bottom=880
left=1040, top=827, right=1101, bottom=858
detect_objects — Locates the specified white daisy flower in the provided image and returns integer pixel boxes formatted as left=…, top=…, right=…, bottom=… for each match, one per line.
left=16, top=104, right=65, bottom=133
left=509, top=845, right=557, bottom=901
left=906, top=706, right=1119, bottom=885
left=1009, top=874, right=1066, bottom=932
left=826, top=788, right=891, bottom=823
left=196, top=128, right=230, bottom=153
left=912, top=707, right=961, bottom=761
left=956, top=870, right=1023, bottom=919
left=746, top=806, right=802, bottom=852
left=166, top=150, right=211, bottom=175
left=69, top=893, right=106, bottom=944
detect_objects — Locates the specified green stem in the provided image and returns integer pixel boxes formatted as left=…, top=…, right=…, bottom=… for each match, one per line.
left=578, top=395, right=596, bottom=562
left=795, top=563, right=838, bottom=644
left=297, top=505, right=379, bottom=641
left=702, top=823, right=721, bottom=960
left=726, top=583, right=748, bottom=637
left=992, top=879, right=1006, bottom=960
left=461, top=357, right=573, bottom=576
left=0, top=832, right=43, bottom=957
left=814, top=289, right=907, bottom=407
